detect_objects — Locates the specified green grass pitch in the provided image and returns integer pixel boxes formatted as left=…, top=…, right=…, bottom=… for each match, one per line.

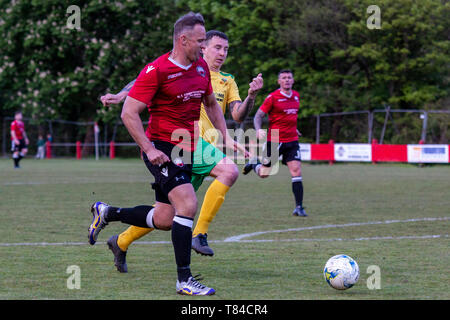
left=0, top=158, right=449, bottom=300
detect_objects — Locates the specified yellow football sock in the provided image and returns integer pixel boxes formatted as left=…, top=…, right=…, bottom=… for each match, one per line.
left=117, top=225, right=153, bottom=251
left=193, top=179, right=230, bottom=237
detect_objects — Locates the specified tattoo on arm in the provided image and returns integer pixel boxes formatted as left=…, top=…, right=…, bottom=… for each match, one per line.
left=229, top=101, right=235, bottom=117
left=230, top=96, right=256, bottom=122
left=119, top=79, right=136, bottom=94
left=240, top=96, right=255, bottom=121
left=254, top=109, right=266, bottom=131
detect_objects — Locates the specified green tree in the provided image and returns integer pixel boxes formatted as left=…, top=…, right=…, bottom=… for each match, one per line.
left=183, top=0, right=288, bottom=113
left=341, top=0, right=449, bottom=109
left=0, top=0, right=188, bottom=124
left=1, top=0, right=448, bottom=145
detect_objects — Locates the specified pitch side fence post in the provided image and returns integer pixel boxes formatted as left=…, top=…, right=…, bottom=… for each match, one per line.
left=316, top=115, right=320, bottom=144
left=379, top=105, right=390, bottom=144
left=368, top=111, right=374, bottom=144
left=420, top=111, right=428, bottom=143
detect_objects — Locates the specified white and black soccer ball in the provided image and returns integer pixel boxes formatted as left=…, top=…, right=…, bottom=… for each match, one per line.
left=323, top=254, right=359, bottom=290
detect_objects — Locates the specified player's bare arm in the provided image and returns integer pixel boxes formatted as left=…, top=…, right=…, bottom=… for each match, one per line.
left=229, top=73, right=263, bottom=123
left=120, top=79, right=137, bottom=93
left=253, top=108, right=267, bottom=139
left=22, top=130, right=29, bottom=145
left=101, top=78, right=136, bottom=106
left=10, top=130, right=19, bottom=144
left=121, top=96, right=169, bottom=165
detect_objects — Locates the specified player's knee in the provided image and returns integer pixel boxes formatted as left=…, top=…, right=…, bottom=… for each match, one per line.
left=288, top=162, right=302, bottom=177
left=153, top=206, right=174, bottom=230
left=187, top=198, right=198, bottom=215
left=177, top=197, right=198, bottom=218
left=226, top=163, right=239, bottom=184
left=212, top=159, right=239, bottom=186
left=168, top=183, right=198, bottom=218
left=155, top=220, right=172, bottom=231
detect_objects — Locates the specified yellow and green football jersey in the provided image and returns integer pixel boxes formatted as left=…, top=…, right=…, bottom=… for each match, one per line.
left=198, top=70, right=241, bottom=145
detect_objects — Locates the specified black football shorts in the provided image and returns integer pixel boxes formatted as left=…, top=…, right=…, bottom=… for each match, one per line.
left=262, top=140, right=301, bottom=167
left=11, top=139, right=27, bottom=153
left=142, top=140, right=193, bottom=204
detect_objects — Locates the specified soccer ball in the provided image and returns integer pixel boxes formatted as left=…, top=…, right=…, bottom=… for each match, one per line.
left=323, top=254, right=359, bottom=290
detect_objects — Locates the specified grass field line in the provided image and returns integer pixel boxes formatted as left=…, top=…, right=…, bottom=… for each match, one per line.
left=0, top=216, right=448, bottom=247
left=223, top=216, right=450, bottom=242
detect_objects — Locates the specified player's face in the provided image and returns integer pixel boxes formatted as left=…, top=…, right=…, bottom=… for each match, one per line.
left=184, top=24, right=206, bottom=63
left=202, top=36, right=228, bottom=71
left=15, top=113, right=22, bottom=121
left=278, top=72, right=294, bottom=90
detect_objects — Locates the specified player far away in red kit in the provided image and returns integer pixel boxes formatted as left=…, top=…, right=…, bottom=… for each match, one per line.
left=243, top=69, right=307, bottom=217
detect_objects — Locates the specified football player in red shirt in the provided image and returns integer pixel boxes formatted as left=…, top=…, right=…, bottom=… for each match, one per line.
left=88, top=12, right=231, bottom=295
left=10, top=111, right=29, bottom=169
left=99, top=30, right=263, bottom=262
left=243, top=69, right=307, bottom=217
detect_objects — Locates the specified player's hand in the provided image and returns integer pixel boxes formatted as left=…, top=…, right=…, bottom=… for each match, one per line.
left=297, top=129, right=302, bottom=137
left=233, top=140, right=251, bottom=158
left=25, top=138, right=29, bottom=145
left=14, top=139, right=20, bottom=145
left=224, top=136, right=238, bottom=152
left=145, top=149, right=170, bottom=166
left=235, top=144, right=251, bottom=159
left=100, top=92, right=126, bottom=106
left=248, top=73, right=263, bottom=98
left=256, top=129, right=266, bottom=140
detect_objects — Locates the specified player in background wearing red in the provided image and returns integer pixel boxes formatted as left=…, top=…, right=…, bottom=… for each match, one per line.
left=88, top=12, right=232, bottom=295
left=10, top=111, right=29, bottom=169
left=243, top=69, right=307, bottom=217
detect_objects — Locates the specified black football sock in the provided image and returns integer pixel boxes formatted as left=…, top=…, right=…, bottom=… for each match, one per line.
left=105, top=205, right=154, bottom=228
left=292, top=176, right=304, bottom=207
left=17, top=154, right=24, bottom=166
left=172, top=215, right=194, bottom=282
left=13, top=156, right=19, bottom=167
